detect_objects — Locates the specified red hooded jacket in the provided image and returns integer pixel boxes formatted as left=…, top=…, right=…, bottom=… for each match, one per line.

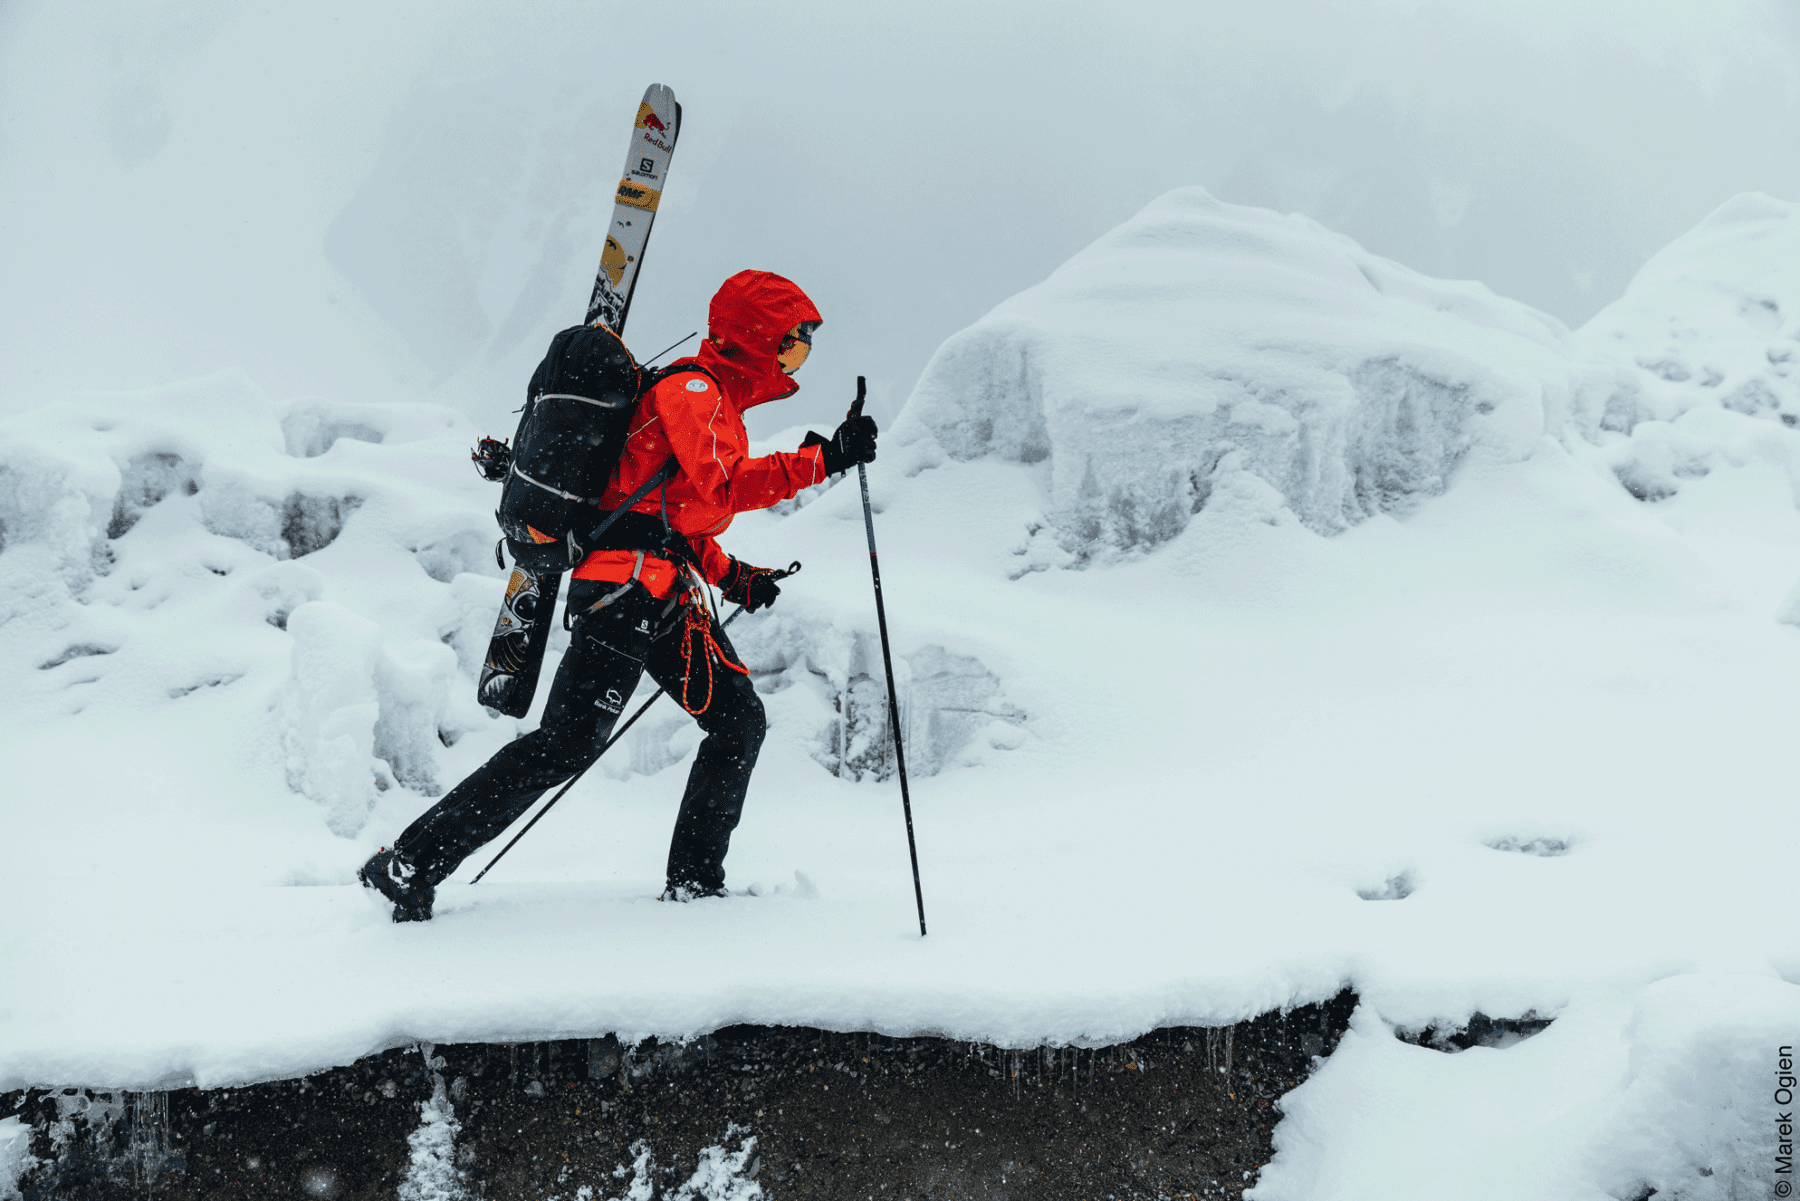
left=572, top=270, right=828, bottom=594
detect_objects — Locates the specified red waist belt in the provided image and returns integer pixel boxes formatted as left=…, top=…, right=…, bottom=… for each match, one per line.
left=572, top=548, right=682, bottom=598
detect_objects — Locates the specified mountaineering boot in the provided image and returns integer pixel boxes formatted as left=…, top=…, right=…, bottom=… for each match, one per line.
left=358, top=847, right=435, bottom=922
left=659, top=882, right=729, bottom=902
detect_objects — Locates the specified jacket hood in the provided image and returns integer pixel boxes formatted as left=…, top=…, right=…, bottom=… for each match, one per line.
left=683, top=270, right=822, bottom=410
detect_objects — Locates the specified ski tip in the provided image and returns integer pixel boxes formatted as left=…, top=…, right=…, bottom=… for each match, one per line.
left=641, top=84, right=680, bottom=148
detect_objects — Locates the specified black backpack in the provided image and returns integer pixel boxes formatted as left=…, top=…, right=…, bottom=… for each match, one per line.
left=488, top=323, right=663, bottom=572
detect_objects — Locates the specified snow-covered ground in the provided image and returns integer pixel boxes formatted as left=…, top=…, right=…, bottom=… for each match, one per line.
left=4, top=189, right=1800, bottom=1200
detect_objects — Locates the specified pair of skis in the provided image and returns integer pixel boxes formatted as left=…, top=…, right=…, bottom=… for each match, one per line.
left=476, top=85, right=682, bottom=718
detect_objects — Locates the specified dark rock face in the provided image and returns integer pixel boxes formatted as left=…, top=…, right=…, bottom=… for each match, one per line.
left=6, top=991, right=1354, bottom=1201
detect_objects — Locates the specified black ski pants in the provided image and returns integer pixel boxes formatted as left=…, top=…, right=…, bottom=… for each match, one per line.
left=394, top=579, right=765, bottom=891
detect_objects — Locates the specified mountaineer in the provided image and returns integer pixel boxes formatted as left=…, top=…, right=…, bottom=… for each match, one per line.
left=359, top=270, right=877, bottom=921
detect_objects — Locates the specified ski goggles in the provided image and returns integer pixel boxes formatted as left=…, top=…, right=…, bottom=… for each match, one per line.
left=779, top=321, right=820, bottom=352
left=777, top=321, right=820, bottom=373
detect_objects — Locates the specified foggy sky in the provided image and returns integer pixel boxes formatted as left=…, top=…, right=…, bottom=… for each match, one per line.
left=2, top=0, right=1796, bottom=439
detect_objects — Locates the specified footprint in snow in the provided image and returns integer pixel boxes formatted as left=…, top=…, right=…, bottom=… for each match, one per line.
left=1357, top=871, right=1415, bottom=901
left=1485, top=836, right=1570, bottom=857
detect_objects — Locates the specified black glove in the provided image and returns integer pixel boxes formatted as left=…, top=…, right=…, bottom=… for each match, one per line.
left=801, top=411, right=878, bottom=475
left=720, top=558, right=782, bottom=612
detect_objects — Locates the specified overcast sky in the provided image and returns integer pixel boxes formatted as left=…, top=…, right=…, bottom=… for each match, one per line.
left=3, top=0, right=1796, bottom=438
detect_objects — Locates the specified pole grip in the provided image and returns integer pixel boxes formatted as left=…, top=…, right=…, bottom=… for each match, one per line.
left=849, top=375, right=866, bottom=420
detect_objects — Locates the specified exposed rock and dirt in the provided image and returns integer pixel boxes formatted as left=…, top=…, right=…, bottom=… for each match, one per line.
left=5, top=990, right=1354, bottom=1200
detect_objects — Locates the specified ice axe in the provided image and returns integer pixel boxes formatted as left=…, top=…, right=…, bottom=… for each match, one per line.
left=470, top=561, right=800, bottom=885
left=849, top=377, right=928, bottom=937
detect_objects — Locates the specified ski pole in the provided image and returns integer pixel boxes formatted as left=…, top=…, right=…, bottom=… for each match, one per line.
left=470, top=563, right=797, bottom=885
left=848, top=377, right=928, bottom=937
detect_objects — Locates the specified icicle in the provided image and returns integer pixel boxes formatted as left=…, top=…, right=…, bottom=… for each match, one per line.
left=124, top=1090, right=180, bottom=1188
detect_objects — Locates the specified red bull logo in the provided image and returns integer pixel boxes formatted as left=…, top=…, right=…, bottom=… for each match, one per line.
left=635, top=102, right=674, bottom=153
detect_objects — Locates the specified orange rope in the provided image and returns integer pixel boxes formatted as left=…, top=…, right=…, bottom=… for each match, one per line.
left=677, top=591, right=747, bottom=715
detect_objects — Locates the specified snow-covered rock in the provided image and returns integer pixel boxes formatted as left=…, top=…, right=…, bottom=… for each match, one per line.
left=1579, top=192, right=1800, bottom=434
left=902, top=187, right=1610, bottom=561
left=1573, top=193, right=1800, bottom=514
left=0, top=374, right=508, bottom=841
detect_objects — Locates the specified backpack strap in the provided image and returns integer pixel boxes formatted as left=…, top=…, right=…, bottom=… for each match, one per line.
left=587, top=462, right=675, bottom=546
left=649, top=363, right=723, bottom=392
left=574, top=365, right=719, bottom=567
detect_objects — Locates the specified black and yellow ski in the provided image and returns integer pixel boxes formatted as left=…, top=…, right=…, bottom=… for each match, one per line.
left=476, top=84, right=682, bottom=718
